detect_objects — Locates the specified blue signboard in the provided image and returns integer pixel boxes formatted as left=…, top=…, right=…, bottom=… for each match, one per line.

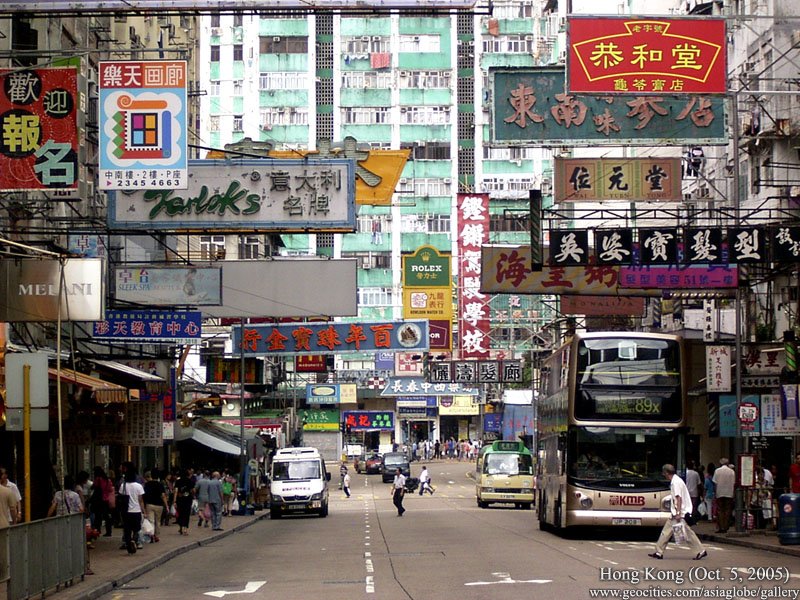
left=719, top=394, right=738, bottom=437
left=233, top=320, right=429, bottom=356
left=93, top=310, right=201, bottom=343
left=483, top=413, right=503, bottom=433
left=380, top=377, right=479, bottom=396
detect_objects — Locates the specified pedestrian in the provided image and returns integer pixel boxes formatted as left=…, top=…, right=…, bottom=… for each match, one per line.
left=391, top=467, right=406, bottom=516
left=162, top=470, right=176, bottom=526
left=222, top=471, right=236, bottom=516
left=118, top=467, right=146, bottom=554
left=89, top=466, right=114, bottom=536
left=712, top=457, right=735, bottom=533
left=0, top=467, right=22, bottom=525
left=704, top=463, right=716, bottom=522
left=0, top=480, right=17, bottom=528
left=207, top=471, right=224, bottom=530
left=75, top=471, right=91, bottom=517
left=434, top=440, right=440, bottom=460
left=343, top=470, right=351, bottom=498
left=419, top=465, right=434, bottom=495
left=143, top=470, right=169, bottom=543
left=174, top=469, right=194, bottom=536
left=339, top=462, right=348, bottom=490
left=47, top=474, right=83, bottom=517
left=195, top=470, right=212, bottom=528
left=684, top=461, right=702, bottom=522
left=648, top=464, right=707, bottom=561
left=789, top=453, right=800, bottom=494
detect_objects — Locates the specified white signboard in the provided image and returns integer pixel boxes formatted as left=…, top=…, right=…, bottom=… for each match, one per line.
left=125, top=401, right=163, bottom=446
left=760, top=393, right=800, bottom=435
left=706, top=345, right=731, bottom=393
left=6, top=352, right=49, bottom=408
left=108, top=159, right=355, bottom=231
left=115, top=266, right=222, bottom=306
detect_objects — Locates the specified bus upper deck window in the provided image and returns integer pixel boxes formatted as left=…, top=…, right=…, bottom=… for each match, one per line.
left=618, top=341, right=637, bottom=360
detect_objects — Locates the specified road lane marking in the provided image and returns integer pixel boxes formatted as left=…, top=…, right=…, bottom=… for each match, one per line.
left=204, top=581, right=267, bottom=598
left=465, top=572, right=552, bottom=587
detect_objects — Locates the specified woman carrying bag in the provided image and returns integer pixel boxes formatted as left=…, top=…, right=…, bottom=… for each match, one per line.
left=119, top=467, right=146, bottom=554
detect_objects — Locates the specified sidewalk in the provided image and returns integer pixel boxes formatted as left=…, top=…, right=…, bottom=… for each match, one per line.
left=20, top=510, right=269, bottom=600
left=694, top=518, right=800, bottom=558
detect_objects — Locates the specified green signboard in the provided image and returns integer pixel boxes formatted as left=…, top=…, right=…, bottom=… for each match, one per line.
left=403, top=245, right=451, bottom=287
left=491, top=68, right=726, bottom=146
left=301, top=408, right=339, bottom=431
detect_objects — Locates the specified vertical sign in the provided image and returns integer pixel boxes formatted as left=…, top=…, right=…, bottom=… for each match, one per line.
left=706, top=345, right=731, bottom=393
left=457, top=194, right=490, bottom=358
left=98, top=60, right=187, bottom=190
left=402, top=245, right=453, bottom=350
left=0, top=67, right=79, bottom=191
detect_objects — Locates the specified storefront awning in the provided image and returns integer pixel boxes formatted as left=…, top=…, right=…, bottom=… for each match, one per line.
left=89, top=359, right=165, bottom=383
left=48, top=367, right=128, bottom=404
left=191, top=427, right=241, bottom=455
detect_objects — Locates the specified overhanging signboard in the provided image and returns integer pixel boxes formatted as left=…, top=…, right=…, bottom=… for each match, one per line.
left=491, top=68, right=725, bottom=146
left=0, top=258, right=104, bottom=321
left=99, top=61, right=188, bottom=190
left=0, top=0, right=479, bottom=13
left=567, top=17, right=727, bottom=95
left=380, top=377, right=479, bottom=397
left=233, top=320, right=429, bottom=356
left=555, top=157, right=682, bottom=202
left=92, top=310, right=202, bottom=343
left=108, top=158, right=356, bottom=231
left=115, top=266, right=222, bottom=306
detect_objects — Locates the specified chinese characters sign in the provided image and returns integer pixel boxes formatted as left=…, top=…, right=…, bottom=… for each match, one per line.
left=458, top=194, right=490, bottom=358
left=108, top=159, right=355, bottom=231
left=491, top=69, right=725, bottom=145
left=233, top=320, right=429, bottom=356
left=115, top=266, right=222, bottom=306
left=99, top=60, right=187, bottom=190
left=555, top=157, right=682, bottom=202
left=0, top=67, right=78, bottom=191
left=342, top=411, right=394, bottom=431
left=706, top=345, right=731, bottom=393
left=568, top=17, right=727, bottom=95
left=428, top=360, right=523, bottom=384
left=380, top=377, right=479, bottom=397
left=402, top=245, right=453, bottom=349
left=561, top=295, right=645, bottom=317
left=93, top=310, right=202, bottom=343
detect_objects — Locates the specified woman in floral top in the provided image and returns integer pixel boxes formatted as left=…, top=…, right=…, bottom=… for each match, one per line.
left=47, top=474, right=84, bottom=516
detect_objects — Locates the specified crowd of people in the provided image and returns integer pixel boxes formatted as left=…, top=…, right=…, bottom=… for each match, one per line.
left=408, top=438, right=482, bottom=462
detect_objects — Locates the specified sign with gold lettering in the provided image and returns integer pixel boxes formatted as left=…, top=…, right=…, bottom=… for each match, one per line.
left=567, top=17, right=726, bottom=95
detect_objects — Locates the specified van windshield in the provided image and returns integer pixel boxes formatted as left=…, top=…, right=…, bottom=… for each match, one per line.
left=272, top=460, right=321, bottom=481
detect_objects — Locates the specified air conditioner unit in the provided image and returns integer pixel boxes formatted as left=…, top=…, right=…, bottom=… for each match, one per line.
left=525, top=35, right=534, bottom=41
left=412, top=36, right=420, bottom=42
left=276, top=108, right=285, bottom=113
left=210, top=27, right=221, bottom=36
left=273, top=36, right=281, bottom=42
left=400, top=107, right=407, bottom=113
left=372, top=36, right=381, bottom=41
left=385, top=214, right=393, bottom=221
left=399, top=178, right=408, bottom=184
left=558, top=49, right=567, bottom=63
left=443, top=178, right=452, bottom=184
left=361, top=35, right=370, bottom=41
left=696, top=186, right=710, bottom=199
left=400, top=71, right=409, bottom=77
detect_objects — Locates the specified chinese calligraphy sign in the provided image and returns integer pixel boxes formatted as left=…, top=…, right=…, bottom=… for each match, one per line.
left=92, top=310, right=202, bottom=343
left=458, top=194, right=490, bottom=358
left=491, top=69, right=725, bottom=145
left=0, top=67, right=78, bottom=191
left=555, top=157, right=682, bottom=202
left=568, top=17, right=726, bottom=95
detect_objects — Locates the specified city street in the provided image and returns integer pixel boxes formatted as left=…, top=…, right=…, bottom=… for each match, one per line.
left=96, top=464, right=800, bottom=600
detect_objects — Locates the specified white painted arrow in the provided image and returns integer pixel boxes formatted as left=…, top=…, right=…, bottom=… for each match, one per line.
left=465, top=572, right=552, bottom=586
left=204, top=581, right=267, bottom=598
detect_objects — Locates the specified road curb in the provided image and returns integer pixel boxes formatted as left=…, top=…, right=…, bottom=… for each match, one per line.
left=699, top=532, right=800, bottom=558
left=72, top=512, right=270, bottom=600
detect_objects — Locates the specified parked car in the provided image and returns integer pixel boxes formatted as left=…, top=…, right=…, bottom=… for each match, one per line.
left=381, top=452, right=411, bottom=483
left=363, top=453, right=383, bottom=474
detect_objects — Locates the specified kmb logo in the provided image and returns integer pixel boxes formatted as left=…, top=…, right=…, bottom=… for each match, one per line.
left=609, top=495, right=645, bottom=506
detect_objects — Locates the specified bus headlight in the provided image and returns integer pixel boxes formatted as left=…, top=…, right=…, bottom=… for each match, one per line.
left=661, top=496, right=672, bottom=512
left=574, top=491, right=593, bottom=509
left=271, top=495, right=283, bottom=503
left=522, top=480, right=532, bottom=488
left=311, top=493, right=324, bottom=501
left=483, top=487, right=495, bottom=493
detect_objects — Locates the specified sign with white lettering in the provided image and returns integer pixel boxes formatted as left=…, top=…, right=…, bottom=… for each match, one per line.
left=108, top=159, right=356, bottom=231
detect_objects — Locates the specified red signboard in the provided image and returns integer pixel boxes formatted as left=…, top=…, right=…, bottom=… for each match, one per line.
left=295, top=355, right=328, bottom=373
left=568, top=17, right=726, bottom=95
left=457, top=194, right=490, bottom=358
left=0, top=67, right=79, bottom=191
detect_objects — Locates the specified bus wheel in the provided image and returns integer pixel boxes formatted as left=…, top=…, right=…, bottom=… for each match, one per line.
left=478, top=499, right=488, bottom=508
left=554, top=494, right=562, bottom=529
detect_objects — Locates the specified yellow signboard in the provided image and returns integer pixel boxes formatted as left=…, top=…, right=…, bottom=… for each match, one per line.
left=402, top=288, right=453, bottom=319
left=438, top=395, right=480, bottom=416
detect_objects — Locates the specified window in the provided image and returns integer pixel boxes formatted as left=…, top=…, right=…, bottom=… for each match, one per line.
left=358, top=287, right=393, bottom=306
left=233, top=115, right=243, bottom=131
left=233, top=12, right=243, bottom=27
left=342, top=107, right=390, bottom=125
left=233, top=80, right=243, bottom=95
left=341, top=71, right=393, bottom=89
left=209, top=116, right=220, bottom=132
left=427, top=213, right=451, bottom=233
left=238, top=235, right=261, bottom=259
left=209, top=80, right=220, bottom=96
left=210, top=14, right=220, bottom=28
left=259, top=36, right=308, bottom=54
left=400, top=106, right=451, bottom=125
left=200, top=235, right=226, bottom=261
left=259, top=71, right=309, bottom=90
left=398, top=70, right=451, bottom=90
left=210, top=45, right=220, bottom=62
left=398, top=34, right=440, bottom=53
left=491, top=212, right=529, bottom=233
left=233, top=44, right=243, bottom=61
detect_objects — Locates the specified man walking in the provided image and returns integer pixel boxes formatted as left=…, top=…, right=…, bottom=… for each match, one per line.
left=712, top=457, right=735, bottom=533
left=391, top=468, right=406, bottom=516
left=418, top=465, right=434, bottom=495
left=343, top=470, right=351, bottom=498
left=0, top=468, right=21, bottom=524
left=207, top=471, right=224, bottom=531
left=648, top=464, right=707, bottom=561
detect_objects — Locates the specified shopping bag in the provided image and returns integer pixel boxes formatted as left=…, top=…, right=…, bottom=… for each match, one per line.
left=671, top=521, right=687, bottom=545
left=203, top=504, right=212, bottom=520
left=170, top=504, right=177, bottom=517
left=697, top=501, right=707, bottom=517
left=231, top=497, right=240, bottom=512
left=191, top=499, right=199, bottom=515
left=141, top=518, right=155, bottom=537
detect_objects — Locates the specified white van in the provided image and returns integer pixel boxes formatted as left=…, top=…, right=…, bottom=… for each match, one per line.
left=269, top=447, right=331, bottom=519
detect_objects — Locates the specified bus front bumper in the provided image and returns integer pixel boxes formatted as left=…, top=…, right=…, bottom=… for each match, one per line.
left=479, top=491, right=535, bottom=504
left=568, top=509, right=670, bottom=527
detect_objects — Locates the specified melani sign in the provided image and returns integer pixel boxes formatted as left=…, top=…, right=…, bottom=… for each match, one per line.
left=108, top=158, right=355, bottom=231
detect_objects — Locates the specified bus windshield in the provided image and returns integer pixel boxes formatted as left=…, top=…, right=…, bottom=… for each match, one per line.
left=483, top=453, right=534, bottom=476
left=272, top=460, right=321, bottom=481
left=567, top=426, right=678, bottom=488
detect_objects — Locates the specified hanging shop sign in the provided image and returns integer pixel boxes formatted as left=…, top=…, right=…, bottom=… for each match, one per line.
left=98, top=60, right=187, bottom=190
left=342, top=410, right=394, bottom=431
left=380, top=377, right=479, bottom=397
left=560, top=295, right=645, bottom=317
left=706, top=345, right=731, bottom=393
left=554, top=157, right=682, bottom=202
left=92, top=310, right=202, bottom=343
left=306, top=383, right=357, bottom=405
left=457, top=194, right=490, bottom=358
left=295, top=355, right=328, bottom=373
left=300, top=408, right=339, bottom=431
left=567, top=17, right=727, bottom=95
left=760, top=394, right=800, bottom=436
left=429, top=360, right=524, bottom=384
left=108, top=158, right=355, bottom=231
left=438, top=396, right=479, bottom=416
left=206, top=358, right=263, bottom=384
left=0, top=66, right=79, bottom=191
left=68, top=234, right=108, bottom=259
left=481, top=245, right=737, bottom=296
left=0, top=258, right=104, bottom=321
left=491, top=69, right=725, bottom=146
left=125, top=400, right=163, bottom=447
left=233, top=320, right=428, bottom=356
left=114, top=266, right=222, bottom=306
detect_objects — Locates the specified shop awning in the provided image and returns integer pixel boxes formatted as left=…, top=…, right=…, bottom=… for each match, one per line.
left=89, top=360, right=165, bottom=383
left=48, top=367, right=128, bottom=404
left=191, top=427, right=241, bottom=455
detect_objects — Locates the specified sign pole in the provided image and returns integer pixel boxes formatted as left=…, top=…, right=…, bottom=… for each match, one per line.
left=23, top=364, right=30, bottom=522
left=239, top=317, right=246, bottom=483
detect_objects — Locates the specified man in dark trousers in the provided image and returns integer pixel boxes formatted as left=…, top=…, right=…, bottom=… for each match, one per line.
left=391, top=468, right=406, bottom=516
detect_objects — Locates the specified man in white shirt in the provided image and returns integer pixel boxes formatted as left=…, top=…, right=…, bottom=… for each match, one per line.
left=418, top=466, right=434, bottom=496
left=649, top=464, right=707, bottom=561
left=391, top=468, right=406, bottom=516
left=712, top=458, right=736, bottom=533
left=0, top=468, right=21, bottom=524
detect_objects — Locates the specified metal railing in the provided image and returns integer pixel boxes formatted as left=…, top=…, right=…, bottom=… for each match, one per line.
left=1, top=513, right=86, bottom=600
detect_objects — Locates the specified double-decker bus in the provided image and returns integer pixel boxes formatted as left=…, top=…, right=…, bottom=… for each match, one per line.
left=537, top=332, right=687, bottom=530
left=475, top=440, right=535, bottom=509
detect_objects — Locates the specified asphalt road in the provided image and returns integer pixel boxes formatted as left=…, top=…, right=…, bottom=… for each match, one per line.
left=99, top=463, right=800, bottom=600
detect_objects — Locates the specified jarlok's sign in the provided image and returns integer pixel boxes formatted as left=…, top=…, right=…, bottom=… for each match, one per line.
left=108, top=159, right=356, bottom=231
